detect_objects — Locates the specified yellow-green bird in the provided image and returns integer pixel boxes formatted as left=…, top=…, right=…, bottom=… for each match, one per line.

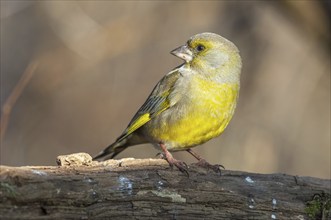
left=94, top=32, right=242, bottom=173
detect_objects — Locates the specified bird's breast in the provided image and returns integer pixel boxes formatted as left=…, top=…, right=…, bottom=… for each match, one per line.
left=146, top=76, right=239, bottom=150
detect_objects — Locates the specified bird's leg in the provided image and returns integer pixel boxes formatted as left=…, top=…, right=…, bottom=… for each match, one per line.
left=186, top=149, right=224, bottom=174
left=159, top=143, right=189, bottom=176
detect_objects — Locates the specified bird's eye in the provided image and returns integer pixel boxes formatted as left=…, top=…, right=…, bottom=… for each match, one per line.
left=196, top=44, right=205, bottom=52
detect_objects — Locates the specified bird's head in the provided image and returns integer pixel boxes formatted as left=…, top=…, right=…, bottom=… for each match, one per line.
left=171, top=32, right=241, bottom=80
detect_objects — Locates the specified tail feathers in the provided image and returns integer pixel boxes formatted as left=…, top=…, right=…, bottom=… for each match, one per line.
left=93, top=133, right=147, bottom=161
left=93, top=141, right=127, bottom=161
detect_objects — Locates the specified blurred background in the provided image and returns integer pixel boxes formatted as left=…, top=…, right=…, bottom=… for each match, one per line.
left=1, top=1, right=330, bottom=179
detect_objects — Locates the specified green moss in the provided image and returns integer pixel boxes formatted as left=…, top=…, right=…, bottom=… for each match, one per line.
left=0, top=182, right=18, bottom=197
left=305, top=192, right=331, bottom=220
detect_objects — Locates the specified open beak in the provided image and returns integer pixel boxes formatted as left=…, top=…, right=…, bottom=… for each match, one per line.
left=170, top=45, right=193, bottom=62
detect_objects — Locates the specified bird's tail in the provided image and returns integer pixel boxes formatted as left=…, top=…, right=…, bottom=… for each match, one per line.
left=93, top=139, right=128, bottom=161
left=93, top=133, right=146, bottom=161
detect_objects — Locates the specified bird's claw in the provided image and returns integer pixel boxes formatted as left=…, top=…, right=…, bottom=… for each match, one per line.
left=156, top=152, right=165, bottom=159
left=159, top=143, right=189, bottom=176
left=165, top=157, right=189, bottom=176
left=195, top=159, right=224, bottom=174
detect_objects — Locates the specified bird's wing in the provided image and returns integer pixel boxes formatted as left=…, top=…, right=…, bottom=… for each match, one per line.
left=116, top=68, right=181, bottom=143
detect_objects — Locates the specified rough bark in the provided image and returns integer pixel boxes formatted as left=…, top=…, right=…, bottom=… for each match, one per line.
left=0, top=153, right=330, bottom=220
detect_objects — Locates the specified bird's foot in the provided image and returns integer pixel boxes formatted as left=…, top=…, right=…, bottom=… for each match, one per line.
left=194, top=159, right=224, bottom=174
left=159, top=144, right=189, bottom=176
left=186, top=149, right=224, bottom=174
left=166, top=155, right=189, bottom=175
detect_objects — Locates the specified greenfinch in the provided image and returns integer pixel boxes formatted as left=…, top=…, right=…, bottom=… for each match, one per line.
left=94, top=32, right=242, bottom=174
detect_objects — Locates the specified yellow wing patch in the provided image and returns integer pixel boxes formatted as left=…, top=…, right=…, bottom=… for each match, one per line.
left=115, top=69, right=180, bottom=143
left=126, top=113, right=151, bottom=135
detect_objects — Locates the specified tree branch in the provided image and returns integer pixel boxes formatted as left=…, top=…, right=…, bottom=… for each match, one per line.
left=0, top=153, right=330, bottom=219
